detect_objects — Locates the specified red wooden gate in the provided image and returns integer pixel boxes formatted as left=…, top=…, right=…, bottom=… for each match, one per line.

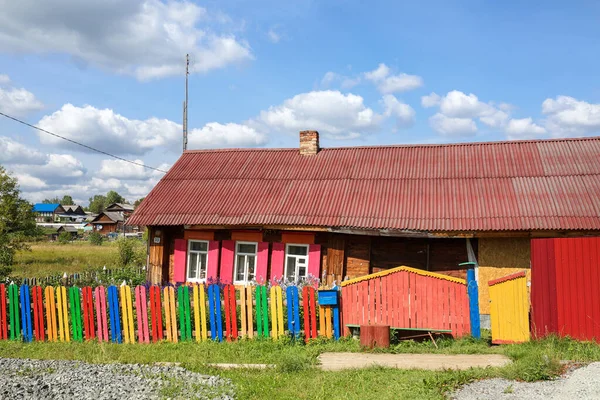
left=340, top=266, right=470, bottom=337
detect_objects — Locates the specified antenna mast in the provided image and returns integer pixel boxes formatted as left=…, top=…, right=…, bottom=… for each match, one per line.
left=183, top=54, right=189, bottom=152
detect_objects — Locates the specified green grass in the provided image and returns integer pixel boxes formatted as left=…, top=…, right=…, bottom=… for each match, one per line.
left=0, top=336, right=598, bottom=399
left=12, top=242, right=119, bottom=277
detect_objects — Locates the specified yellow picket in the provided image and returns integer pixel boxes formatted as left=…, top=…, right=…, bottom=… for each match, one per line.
left=45, top=286, right=57, bottom=342
left=164, top=287, right=172, bottom=342
left=56, top=286, right=70, bottom=342
left=319, top=306, right=326, bottom=337
left=240, top=286, right=247, bottom=337
left=120, top=285, right=135, bottom=344
left=193, top=284, right=208, bottom=342
left=325, top=307, right=332, bottom=338
left=169, top=286, right=177, bottom=343
left=270, top=286, right=284, bottom=339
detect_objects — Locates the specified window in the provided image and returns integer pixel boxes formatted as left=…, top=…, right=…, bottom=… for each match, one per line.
left=285, top=244, right=309, bottom=281
left=187, top=240, right=209, bottom=282
left=234, top=242, right=257, bottom=283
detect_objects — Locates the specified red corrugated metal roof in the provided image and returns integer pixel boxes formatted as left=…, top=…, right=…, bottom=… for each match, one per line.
left=129, top=136, right=600, bottom=232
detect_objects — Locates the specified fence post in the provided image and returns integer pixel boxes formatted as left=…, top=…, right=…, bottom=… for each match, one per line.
left=466, top=268, right=481, bottom=339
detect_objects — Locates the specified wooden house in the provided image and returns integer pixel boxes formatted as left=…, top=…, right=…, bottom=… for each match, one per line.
left=90, top=211, right=124, bottom=235
left=32, top=203, right=66, bottom=223
left=129, top=131, right=600, bottom=324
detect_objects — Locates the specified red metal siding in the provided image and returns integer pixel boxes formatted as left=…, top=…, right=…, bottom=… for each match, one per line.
left=531, top=237, right=600, bottom=341
left=129, top=137, right=600, bottom=232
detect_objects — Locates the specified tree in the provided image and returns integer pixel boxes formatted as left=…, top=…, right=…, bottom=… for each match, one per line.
left=42, top=195, right=74, bottom=205
left=0, top=166, right=38, bottom=272
left=106, top=190, right=125, bottom=206
left=134, top=197, right=145, bottom=209
left=61, top=195, right=74, bottom=205
left=42, top=197, right=61, bottom=204
left=88, top=194, right=107, bottom=214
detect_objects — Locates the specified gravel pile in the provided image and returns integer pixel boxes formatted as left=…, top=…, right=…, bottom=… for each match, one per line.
left=0, top=358, right=234, bottom=399
left=452, top=362, right=600, bottom=400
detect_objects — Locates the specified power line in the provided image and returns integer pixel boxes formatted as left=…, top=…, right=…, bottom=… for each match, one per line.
left=0, top=111, right=168, bottom=173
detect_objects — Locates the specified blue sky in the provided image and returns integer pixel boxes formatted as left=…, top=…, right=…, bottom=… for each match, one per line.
left=1, top=0, right=599, bottom=205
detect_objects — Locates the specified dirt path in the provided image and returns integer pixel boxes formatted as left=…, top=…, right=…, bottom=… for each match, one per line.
left=318, top=352, right=511, bottom=371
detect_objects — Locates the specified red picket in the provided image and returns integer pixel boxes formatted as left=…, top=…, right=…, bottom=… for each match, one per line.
left=223, top=284, right=238, bottom=341
left=302, top=287, right=318, bottom=342
left=0, top=284, right=6, bottom=340
left=32, top=286, right=45, bottom=341
left=149, top=286, right=163, bottom=342
left=94, top=286, right=109, bottom=342
left=82, top=287, right=95, bottom=341
left=135, top=286, right=150, bottom=343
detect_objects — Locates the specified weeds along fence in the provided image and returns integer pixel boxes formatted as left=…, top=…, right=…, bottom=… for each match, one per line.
left=10, top=266, right=146, bottom=288
left=0, top=283, right=341, bottom=344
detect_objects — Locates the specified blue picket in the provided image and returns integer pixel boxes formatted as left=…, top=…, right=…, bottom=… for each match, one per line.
left=286, top=286, right=300, bottom=338
left=19, top=285, right=32, bottom=342
left=332, top=304, right=340, bottom=340
left=208, top=284, right=223, bottom=341
left=107, top=286, right=122, bottom=343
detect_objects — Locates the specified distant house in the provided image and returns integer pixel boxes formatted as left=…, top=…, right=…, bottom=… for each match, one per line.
left=57, top=225, right=79, bottom=239
left=90, top=211, right=125, bottom=235
left=105, top=203, right=134, bottom=215
left=33, top=203, right=66, bottom=223
left=62, top=205, right=86, bottom=216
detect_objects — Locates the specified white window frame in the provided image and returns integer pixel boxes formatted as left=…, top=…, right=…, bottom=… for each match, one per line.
left=284, top=243, right=310, bottom=281
left=187, top=240, right=209, bottom=283
left=233, top=241, right=258, bottom=284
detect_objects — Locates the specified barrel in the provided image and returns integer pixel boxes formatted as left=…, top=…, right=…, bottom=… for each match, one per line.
left=359, top=324, right=390, bottom=348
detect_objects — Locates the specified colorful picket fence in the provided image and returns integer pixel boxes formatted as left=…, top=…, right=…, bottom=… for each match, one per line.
left=340, top=266, right=471, bottom=337
left=0, top=283, right=342, bottom=344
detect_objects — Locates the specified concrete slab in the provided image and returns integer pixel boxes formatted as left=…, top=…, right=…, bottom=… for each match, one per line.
left=318, top=352, right=511, bottom=371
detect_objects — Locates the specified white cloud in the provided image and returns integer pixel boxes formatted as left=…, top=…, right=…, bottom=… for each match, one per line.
left=188, top=122, right=267, bottom=149
left=98, top=159, right=170, bottom=180
left=37, top=104, right=181, bottom=155
left=12, top=173, right=47, bottom=190
left=267, top=27, right=281, bottom=43
left=505, top=118, right=546, bottom=140
left=425, top=90, right=510, bottom=135
left=320, top=72, right=360, bottom=89
left=0, top=74, right=44, bottom=116
left=0, top=0, right=253, bottom=80
left=381, top=95, right=415, bottom=128
left=429, top=113, right=477, bottom=136
left=364, top=63, right=423, bottom=94
left=542, top=96, right=600, bottom=137
left=256, top=90, right=383, bottom=139
left=0, top=136, right=47, bottom=164
left=421, top=92, right=441, bottom=108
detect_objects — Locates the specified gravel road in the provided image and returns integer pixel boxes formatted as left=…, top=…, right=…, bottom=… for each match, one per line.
left=0, top=358, right=234, bottom=399
left=452, top=362, right=600, bottom=400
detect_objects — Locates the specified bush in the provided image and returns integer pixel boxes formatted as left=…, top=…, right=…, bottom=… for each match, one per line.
left=116, top=237, right=146, bottom=267
left=106, top=265, right=146, bottom=287
left=57, top=231, right=72, bottom=244
left=88, top=232, right=103, bottom=246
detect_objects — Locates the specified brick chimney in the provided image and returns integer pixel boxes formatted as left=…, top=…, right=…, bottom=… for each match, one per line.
left=299, top=130, right=319, bottom=155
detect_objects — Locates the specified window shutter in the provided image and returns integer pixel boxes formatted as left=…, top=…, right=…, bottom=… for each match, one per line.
left=219, top=240, right=235, bottom=284
left=308, top=244, right=321, bottom=283
left=173, top=239, right=187, bottom=283
left=270, top=242, right=285, bottom=282
left=206, top=240, right=220, bottom=281
left=255, top=242, right=269, bottom=284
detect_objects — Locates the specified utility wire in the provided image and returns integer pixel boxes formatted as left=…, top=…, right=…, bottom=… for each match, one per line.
left=0, top=111, right=168, bottom=173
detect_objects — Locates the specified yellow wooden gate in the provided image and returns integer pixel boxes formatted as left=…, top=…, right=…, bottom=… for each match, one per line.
left=489, top=271, right=530, bottom=344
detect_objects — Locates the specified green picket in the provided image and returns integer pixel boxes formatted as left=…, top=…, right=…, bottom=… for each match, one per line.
left=255, top=286, right=269, bottom=338
left=9, top=284, right=20, bottom=340
left=178, top=286, right=192, bottom=341
left=69, top=287, right=83, bottom=342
